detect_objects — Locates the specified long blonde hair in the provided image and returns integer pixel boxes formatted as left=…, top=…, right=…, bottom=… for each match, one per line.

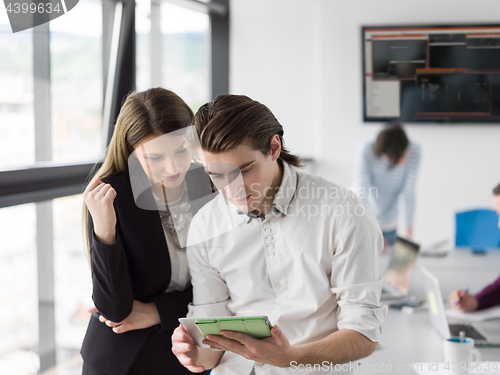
left=83, top=88, right=194, bottom=262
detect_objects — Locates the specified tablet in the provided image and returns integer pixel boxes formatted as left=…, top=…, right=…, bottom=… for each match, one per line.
left=179, top=316, right=272, bottom=348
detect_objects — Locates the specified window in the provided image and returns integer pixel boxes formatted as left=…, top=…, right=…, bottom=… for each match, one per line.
left=0, top=11, right=34, bottom=169
left=135, top=0, right=151, bottom=92
left=53, top=195, right=92, bottom=365
left=161, top=2, right=210, bottom=111
left=0, top=204, right=38, bottom=372
left=136, top=0, right=211, bottom=112
left=50, top=0, right=104, bottom=163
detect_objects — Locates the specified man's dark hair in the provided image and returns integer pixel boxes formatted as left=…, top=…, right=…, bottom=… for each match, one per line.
left=493, top=183, right=500, bottom=196
left=192, top=94, right=302, bottom=168
left=374, top=122, right=409, bottom=167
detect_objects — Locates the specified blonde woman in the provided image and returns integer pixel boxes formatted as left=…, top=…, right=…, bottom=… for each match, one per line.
left=81, top=88, right=211, bottom=375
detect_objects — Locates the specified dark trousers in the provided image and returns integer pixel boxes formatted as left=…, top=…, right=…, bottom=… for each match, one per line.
left=382, top=229, right=397, bottom=247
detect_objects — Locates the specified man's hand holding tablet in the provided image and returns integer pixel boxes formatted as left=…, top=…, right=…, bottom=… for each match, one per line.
left=173, top=316, right=296, bottom=370
left=179, top=316, right=272, bottom=347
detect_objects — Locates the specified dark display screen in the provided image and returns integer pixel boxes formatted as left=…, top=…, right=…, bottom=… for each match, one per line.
left=363, top=25, right=500, bottom=123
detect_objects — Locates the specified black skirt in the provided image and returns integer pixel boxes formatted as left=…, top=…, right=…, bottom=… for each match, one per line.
left=82, top=328, right=205, bottom=375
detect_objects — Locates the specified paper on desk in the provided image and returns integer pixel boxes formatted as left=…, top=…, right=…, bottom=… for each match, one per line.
left=413, top=362, right=500, bottom=374
left=446, top=306, right=500, bottom=322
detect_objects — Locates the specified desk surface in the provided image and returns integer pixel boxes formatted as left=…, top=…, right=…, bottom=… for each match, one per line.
left=353, top=308, right=500, bottom=374
left=355, top=250, right=500, bottom=374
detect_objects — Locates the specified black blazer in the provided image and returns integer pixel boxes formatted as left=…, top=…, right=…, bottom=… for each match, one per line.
left=81, top=165, right=213, bottom=375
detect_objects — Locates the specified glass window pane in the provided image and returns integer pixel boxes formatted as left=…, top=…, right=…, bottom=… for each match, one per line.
left=136, top=0, right=151, bottom=92
left=0, top=204, right=38, bottom=373
left=53, top=194, right=91, bottom=370
left=50, top=0, right=104, bottom=163
left=0, top=11, right=34, bottom=170
left=161, top=3, right=210, bottom=111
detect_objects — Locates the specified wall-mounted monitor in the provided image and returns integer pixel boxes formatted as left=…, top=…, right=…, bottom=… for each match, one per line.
left=362, top=25, right=500, bottom=123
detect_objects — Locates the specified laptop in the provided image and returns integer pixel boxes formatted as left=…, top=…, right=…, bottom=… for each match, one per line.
left=421, top=266, right=500, bottom=347
left=380, top=236, right=420, bottom=304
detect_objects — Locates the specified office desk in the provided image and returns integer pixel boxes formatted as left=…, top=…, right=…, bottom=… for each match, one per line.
left=353, top=250, right=500, bottom=374
left=352, top=308, right=500, bottom=374
left=380, top=249, right=500, bottom=300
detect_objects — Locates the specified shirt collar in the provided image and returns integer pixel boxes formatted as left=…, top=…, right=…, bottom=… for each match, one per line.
left=272, top=162, right=297, bottom=216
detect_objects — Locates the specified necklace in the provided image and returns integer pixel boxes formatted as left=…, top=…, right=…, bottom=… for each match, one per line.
left=155, top=186, right=192, bottom=252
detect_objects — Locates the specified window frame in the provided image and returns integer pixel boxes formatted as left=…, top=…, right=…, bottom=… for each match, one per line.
left=0, top=0, right=229, bottom=209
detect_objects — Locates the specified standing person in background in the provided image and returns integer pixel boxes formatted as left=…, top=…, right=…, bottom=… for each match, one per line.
left=81, top=88, right=211, bottom=375
left=352, top=122, right=421, bottom=249
left=449, top=183, right=500, bottom=312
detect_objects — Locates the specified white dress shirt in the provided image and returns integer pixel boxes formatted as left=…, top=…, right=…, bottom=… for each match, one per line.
left=186, top=162, right=387, bottom=375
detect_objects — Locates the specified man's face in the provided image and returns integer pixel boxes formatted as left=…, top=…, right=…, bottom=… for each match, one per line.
left=200, top=143, right=278, bottom=214
left=494, top=194, right=500, bottom=229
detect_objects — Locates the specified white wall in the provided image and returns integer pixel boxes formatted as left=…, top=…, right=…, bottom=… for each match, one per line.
left=230, top=0, right=323, bottom=160
left=230, top=0, right=500, bottom=246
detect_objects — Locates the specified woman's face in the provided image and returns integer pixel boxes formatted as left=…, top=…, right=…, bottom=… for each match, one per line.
left=134, top=133, right=192, bottom=189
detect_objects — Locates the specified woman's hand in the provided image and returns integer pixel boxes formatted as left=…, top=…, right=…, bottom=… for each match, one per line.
left=83, top=176, right=117, bottom=245
left=405, top=226, right=413, bottom=238
left=90, top=300, right=161, bottom=333
left=449, top=289, right=479, bottom=312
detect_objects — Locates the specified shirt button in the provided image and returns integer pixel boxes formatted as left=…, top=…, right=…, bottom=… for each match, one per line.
left=266, top=236, right=273, bottom=241
left=276, top=282, right=282, bottom=289
left=266, top=228, right=272, bottom=233
left=268, top=244, right=274, bottom=249
left=269, top=251, right=275, bottom=257
left=257, top=362, right=264, bottom=367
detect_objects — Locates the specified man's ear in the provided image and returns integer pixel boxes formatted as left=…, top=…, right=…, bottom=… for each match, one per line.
left=269, top=135, right=281, bottom=161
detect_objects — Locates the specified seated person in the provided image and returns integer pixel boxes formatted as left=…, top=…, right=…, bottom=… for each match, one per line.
left=449, top=183, right=500, bottom=312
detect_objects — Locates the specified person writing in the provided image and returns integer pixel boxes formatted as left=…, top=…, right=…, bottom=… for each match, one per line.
left=352, top=122, right=421, bottom=249
left=171, top=94, right=387, bottom=374
left=449, top=183, right=500, bottom=312
left=81, top=88, right=212, bottom=375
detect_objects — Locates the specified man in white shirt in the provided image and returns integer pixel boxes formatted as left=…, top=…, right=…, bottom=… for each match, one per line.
left=172, top=95, right=387, bottom=374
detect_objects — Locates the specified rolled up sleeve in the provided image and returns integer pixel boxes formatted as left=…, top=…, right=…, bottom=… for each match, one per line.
left=330, top=198, right=388, bottom=342
left=330, top=280, right=387, bottom=342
